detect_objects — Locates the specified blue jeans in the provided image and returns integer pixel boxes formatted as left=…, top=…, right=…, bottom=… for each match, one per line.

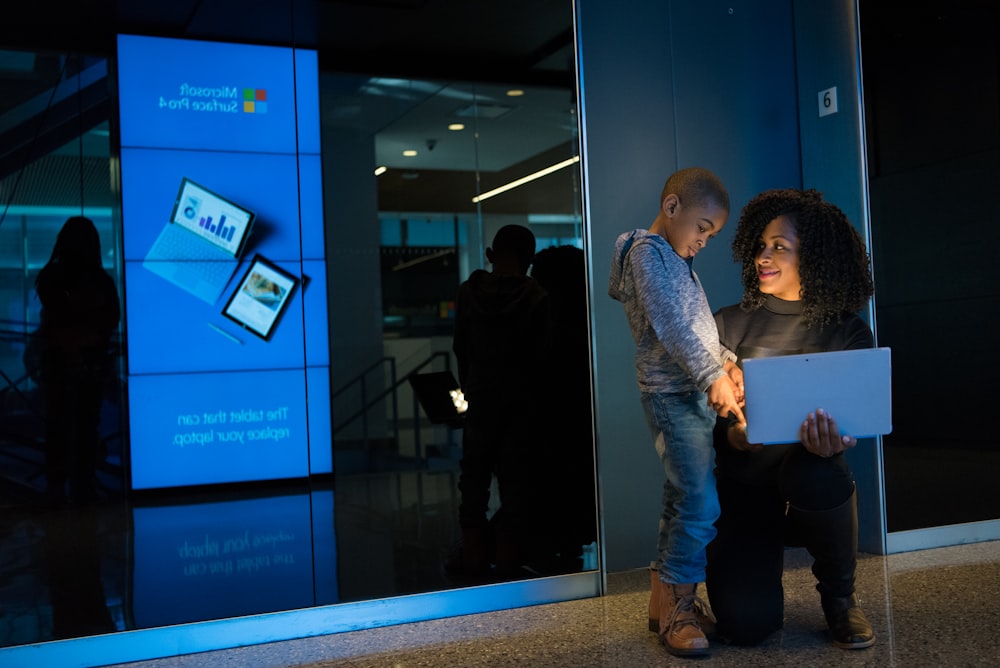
left=641, top=391, right=720, bottom=584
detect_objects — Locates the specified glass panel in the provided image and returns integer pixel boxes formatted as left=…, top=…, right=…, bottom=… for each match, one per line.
left=859, top=0, right=1000, bottom=532
left=0, top=1, right=596, bottom=651
left=0, top=51, right=128, bottom=645
left=325, top=74, right=597, bottom=598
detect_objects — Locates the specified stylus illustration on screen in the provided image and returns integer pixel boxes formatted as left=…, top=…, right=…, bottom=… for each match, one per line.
left=207, top=322, right=243, bottom=345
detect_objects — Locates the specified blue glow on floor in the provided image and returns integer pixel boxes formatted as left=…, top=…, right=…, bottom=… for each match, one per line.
left=0, top=571, right=601, bottom=668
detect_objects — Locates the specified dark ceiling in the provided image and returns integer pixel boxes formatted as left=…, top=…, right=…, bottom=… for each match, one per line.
left=4, top=1, right=574, bottom=85
left=1, top=0, right=579, bottom=217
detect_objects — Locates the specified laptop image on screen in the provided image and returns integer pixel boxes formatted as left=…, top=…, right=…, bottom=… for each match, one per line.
left=742, top=347, right=892, bottom=445
left=143, top=178, right=256, bottom=305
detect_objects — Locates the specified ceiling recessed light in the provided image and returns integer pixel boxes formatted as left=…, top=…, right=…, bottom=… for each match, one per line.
left=374, top=166, right=387, bottom=176
left=448, top=123, right=465, bottom=131
left=402, top=149, right=418, bottom=157
left=506, top=89, right=524, bottom=97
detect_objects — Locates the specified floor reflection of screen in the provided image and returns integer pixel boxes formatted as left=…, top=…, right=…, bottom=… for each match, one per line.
left=131, top=492, right=330, bottom=628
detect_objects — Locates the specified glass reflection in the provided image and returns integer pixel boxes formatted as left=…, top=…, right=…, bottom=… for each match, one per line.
left=325, top=74, right=596, bottom=590
left=130, top=488, right=330, bottom=626
left=0, top=50, right=128, bottom=647
left=0, top=56, right=595, bottom=651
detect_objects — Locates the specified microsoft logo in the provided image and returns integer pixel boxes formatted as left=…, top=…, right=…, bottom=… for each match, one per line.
left=243, top=88, right=267, bottom=113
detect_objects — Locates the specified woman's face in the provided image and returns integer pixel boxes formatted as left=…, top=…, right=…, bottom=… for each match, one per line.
left=755, top=214, right=801, bottom=301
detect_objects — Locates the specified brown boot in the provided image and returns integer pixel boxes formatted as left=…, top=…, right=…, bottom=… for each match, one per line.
left=648, top=565, right=717, bottom=638
left=822, top=592, right=875, bottom=649
left=648, top=565, right=660, bottom=632
left=658, top=580, right=710, bottom=657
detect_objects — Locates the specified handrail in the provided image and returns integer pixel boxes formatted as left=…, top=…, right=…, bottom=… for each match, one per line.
left=405, top=350, right=453, bottom=378
left=331, top=356, right=394, bottom=401
left=332, top=351, right=452, bottom=434
left=331, top=351, right=454, bottom=462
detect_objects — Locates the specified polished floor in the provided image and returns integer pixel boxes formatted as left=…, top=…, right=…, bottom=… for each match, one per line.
left=99, top=539, right=1000, bottom=668
left=2, top=421, right=999, bottom=666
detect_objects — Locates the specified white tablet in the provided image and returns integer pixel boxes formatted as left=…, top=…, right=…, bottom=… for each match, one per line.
left=742, top=347, right=892, bottom=445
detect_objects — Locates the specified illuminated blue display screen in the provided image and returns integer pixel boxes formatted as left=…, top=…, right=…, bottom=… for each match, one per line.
left=116, top=34, right=319, bottom=154
left=118, top=34, right=331, bottom=489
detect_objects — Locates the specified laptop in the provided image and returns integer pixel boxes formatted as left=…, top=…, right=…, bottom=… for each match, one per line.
left=742, top=347, right=892, bottom=445
left=143, top=177, right=256, bottom=304
left=408, top=370, right=467, bottom=427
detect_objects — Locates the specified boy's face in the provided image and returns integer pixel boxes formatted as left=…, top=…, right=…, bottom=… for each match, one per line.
left=662, top=194, right=728, bottom=259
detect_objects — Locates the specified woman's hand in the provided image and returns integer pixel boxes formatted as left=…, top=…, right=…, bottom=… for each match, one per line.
left=799, top=408, right=858, bottom=458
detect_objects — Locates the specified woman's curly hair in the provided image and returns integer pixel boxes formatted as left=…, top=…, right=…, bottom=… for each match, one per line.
left=731, top=188, right=874, bottom=328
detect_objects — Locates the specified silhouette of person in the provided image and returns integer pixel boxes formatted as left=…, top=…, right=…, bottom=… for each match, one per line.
left=448, top=224, right=552, bottom=580
left=529, top=244, right=597, bottom=572
left=40, top=507, right=116, bottom=639
left=31, top=216, right=120, bottom=506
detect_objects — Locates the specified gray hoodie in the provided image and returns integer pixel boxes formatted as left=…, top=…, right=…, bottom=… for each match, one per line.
left=608, top=229, right=732, bottom=394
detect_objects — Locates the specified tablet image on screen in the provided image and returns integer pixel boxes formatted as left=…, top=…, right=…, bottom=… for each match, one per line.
left=222, top=255, right=299, bottom=341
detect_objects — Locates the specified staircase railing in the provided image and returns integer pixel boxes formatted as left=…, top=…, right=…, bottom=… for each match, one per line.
left=331, top=350, right=455, bottom=465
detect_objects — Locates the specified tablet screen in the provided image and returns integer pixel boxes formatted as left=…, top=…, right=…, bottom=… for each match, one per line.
left=222, top=255, right=299, bottom=341
left=742, top=347, right=892, bottom=445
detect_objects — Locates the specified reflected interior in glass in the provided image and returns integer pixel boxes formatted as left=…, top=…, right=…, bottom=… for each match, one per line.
left=0, top=60, right=596, bottom=649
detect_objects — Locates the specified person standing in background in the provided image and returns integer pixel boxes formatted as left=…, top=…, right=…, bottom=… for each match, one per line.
left=31, top=216, right=120, bottom=506
left=448, top=224, right=552, bottom=580
left=530, top=244, right=598, bottom=573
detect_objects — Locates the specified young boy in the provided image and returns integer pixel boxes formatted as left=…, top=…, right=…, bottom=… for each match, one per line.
left=607, top=167, right=745, bottom=657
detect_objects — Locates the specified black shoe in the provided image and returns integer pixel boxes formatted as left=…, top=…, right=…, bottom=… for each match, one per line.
left=822, top=593, right=875, bottom=649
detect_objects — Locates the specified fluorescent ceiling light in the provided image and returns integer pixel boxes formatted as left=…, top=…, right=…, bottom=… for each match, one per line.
left=374, top=165, right=387, bottom=176
left=528, top=214, right=582, bottom=224
left=453, top=103, right=514, bottom=119
left=472, top=155, right=580, bottom=204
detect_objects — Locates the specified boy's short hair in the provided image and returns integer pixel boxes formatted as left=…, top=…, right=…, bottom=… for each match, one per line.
left=491, top=224, right=536, bottom=265
left=661, top=167, right=730, bottom=212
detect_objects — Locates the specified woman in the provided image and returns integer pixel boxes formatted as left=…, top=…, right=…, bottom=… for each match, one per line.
left=32, top=216, right=120, bottom=505
left=705, top=189, right=876, bottom=649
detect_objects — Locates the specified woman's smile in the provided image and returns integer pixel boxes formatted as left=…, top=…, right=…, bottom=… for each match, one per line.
left=758, top=267, right=778, bottom=280
left=755, top=215, right=801, bottom=301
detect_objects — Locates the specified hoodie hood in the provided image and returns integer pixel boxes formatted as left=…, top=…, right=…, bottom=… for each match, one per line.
left=609, top=229, right=663, bottom=302
left=607, top=228, right=728, bottom=393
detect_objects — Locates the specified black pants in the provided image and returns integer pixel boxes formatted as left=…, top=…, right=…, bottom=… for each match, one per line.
left=457, top=398, right=544, bottom=531
left=43, top=370, right=105, bottom=505
left=705, top=444, right=856, bottom=645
